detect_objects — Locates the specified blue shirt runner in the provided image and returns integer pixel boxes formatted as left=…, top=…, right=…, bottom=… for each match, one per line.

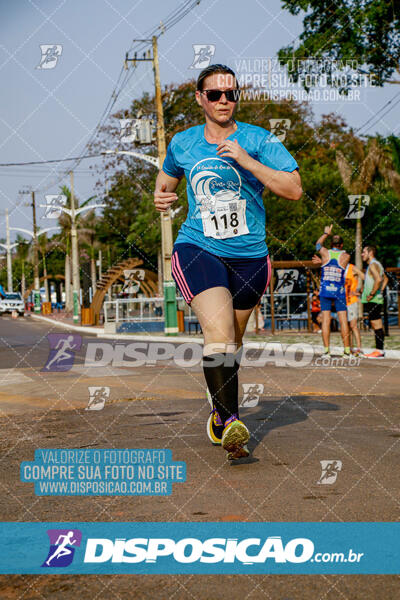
left=320, top=249, right=346, bottom=299
left=162, top=121, right=298, bottom=258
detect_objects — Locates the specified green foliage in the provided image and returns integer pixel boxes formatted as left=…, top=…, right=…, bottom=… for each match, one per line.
left=388, top=135, right=400, bottom=173
left=361, top=186, right=400, bottom=266
left=279, top=0, right=400, bottom=89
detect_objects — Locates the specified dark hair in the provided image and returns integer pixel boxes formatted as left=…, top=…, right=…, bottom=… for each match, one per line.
left=365, top=244, right=377, bottom=256
left=196, top=64, right=238, bottom=91
left=331, top=234, right=343, bottom=248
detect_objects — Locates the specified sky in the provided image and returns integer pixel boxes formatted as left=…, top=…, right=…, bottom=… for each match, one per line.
left=0, top=0, right=399, bottom=239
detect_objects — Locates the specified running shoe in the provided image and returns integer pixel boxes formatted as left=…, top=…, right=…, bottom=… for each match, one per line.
left=206, top=389, right=223, bottom=445
left=342, top=349, right=351, bottom=358
left=364, top=350, right=385, bottom=359
left=206, top=408, right=224, bottom=445
left=352, top=348, right=361, bottom=357
left=222, top=415, right=250, bottom=461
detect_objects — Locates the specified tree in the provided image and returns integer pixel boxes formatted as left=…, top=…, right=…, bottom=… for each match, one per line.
left=335, top=137, right=382, bottom=268
left=278, top=0, right=400, bottom=90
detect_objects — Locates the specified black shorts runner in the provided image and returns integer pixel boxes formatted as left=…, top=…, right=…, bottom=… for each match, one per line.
left=171, top=242, right=271, bottom=310
left=364, top=302, right=382, bottom=322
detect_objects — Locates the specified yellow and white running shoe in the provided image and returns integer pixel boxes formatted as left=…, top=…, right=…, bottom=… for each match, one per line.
left=221, top=415, right=250, bottom=461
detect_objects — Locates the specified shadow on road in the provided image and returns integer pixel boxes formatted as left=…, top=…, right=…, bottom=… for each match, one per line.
left=242, top=396, right=340, bottom=455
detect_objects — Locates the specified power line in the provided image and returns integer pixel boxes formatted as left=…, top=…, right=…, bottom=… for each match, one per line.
left=41, top=0, right=202, bottom=185
left=52, top=0, right=201, bottom=169
left=12, top=0, right=202, bottom=195
left=355, top=89, right=400, bottom=134
left=0, top=154, right=103, bottom=167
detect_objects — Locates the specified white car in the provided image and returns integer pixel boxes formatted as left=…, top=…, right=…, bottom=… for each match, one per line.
left=0, top=292, right=25, bottom=316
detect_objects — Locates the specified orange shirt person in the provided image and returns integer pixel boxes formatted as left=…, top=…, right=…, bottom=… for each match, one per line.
left=344, top=263, right=362, bottom=355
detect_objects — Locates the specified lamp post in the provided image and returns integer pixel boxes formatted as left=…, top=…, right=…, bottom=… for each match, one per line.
left=0, top=209, right=18, bottom=292
left=40, top=181, right=105, bottom=323
left=10, top=225, right=60, bottom=310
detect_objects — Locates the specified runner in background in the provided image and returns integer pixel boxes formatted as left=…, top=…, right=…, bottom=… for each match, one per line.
left=315, top=225, right=350, bottom=356
left=361, top=245, right=388, bottom=359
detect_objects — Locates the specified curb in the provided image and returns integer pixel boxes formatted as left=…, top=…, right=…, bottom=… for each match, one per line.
left=30, top=314, right=103, bottom=335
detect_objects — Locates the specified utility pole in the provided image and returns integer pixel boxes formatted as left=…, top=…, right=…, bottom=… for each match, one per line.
left=16, top=189, right=41, bottom=311
left=123, top=36, right=178, bottom=335
left=5, top=209, right=13, bottom=292
left=70, top=171, right=80, bottom=323
left=31, top=192, right=41, bottom=312
left=152, top=35, right=177, bottom=334
left=13, top=190, right=59, bottom=312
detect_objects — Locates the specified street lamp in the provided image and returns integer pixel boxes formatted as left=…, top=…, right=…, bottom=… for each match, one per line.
left=0, top=209, right=18, bottom=292
left=40, top=179, right=105, bottom=323
left=103, top=149, right=159, bottom=168
left=10, top=225, right=60, bottom=311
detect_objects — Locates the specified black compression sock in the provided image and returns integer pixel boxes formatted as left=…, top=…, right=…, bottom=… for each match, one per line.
left=234, top=346, right=243, bottom=372
left=203, top=353, right=238, bottom=425
left=374, top=328, right=384, bottom=351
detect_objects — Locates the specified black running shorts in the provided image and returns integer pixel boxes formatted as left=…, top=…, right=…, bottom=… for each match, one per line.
left=171, top=243, right=271, bottom=310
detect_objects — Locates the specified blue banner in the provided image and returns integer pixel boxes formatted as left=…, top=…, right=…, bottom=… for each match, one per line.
left=20, top=449, right=186, bottom=496
left=0, top=522, right=398, bottom=574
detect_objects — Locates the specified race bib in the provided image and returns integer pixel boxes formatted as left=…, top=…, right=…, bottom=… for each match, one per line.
left=200, top=199, right=249, bottom=239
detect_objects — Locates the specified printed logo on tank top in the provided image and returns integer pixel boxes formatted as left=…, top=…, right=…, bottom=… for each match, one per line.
left=323, top=266, right=343, bottom=283
left=189, top=158, right=249, bottom=239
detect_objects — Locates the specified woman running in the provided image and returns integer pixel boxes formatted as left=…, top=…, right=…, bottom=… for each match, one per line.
left=154, top=64, right=302, bottom=460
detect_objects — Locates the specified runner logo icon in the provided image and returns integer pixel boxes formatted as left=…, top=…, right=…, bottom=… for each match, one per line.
left=42, top=529, right=82, bottom=567
left=36, top=45, right=63, bottom=69
left=43, top=334, right=82, bottom=372
left=189, top=45, right=216, bottom=69
left=240, top=383, right=264, bottom=407
left=86, top=386, right=110, bottom=411
left=317, top=460, right=342, bottom=485
left=345, top=195, right=370, bottom=219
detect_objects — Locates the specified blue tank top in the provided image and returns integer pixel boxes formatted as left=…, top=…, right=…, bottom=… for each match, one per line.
left=162, top=121, right=298, bottom=258
left=320, top=249, right=346, bottom=298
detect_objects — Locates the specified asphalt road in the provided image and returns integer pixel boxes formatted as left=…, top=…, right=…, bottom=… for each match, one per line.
left=0, top=316, right=399, bottom=599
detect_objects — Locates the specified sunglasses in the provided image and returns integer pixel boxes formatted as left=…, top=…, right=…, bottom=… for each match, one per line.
left=201, top=88, right=240, bottom=103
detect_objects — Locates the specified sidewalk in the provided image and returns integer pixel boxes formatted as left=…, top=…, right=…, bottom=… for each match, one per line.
left=29, top=313, right=400, bottom=359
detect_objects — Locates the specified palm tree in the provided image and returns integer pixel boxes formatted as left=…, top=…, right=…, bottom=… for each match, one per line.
left=376, top=135, right=400, bottom=199
left=336, top=138, right=382, bottom=268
